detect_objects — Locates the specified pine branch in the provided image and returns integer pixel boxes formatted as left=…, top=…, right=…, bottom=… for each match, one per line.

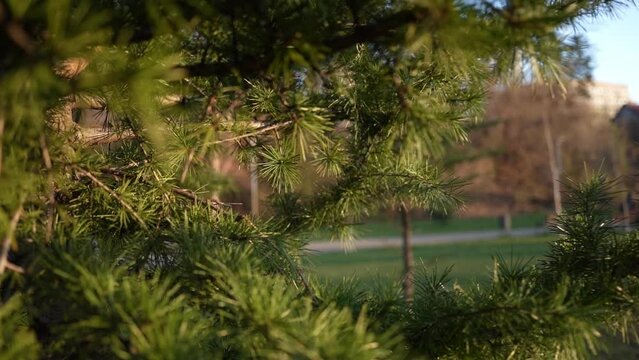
left=170, top=187, right=240, bottom=208
left=82, top=129, right=138, bottom=145
left=0, top=115, right=3, bottom=176
left=40, top=135, right=55, bottom=244
left=328, top=7, right=436, bottom=52
left=100, top=163, right=240, bottom=209
left=74, top=167, right=149, bottom=230
left=0, top=204, right=23, bottom=275
left=179, top=149, right=196, bottom=183
left=213, top=120, right=294, bottom=145
left=4, top=261, right=24, bottom=274
left=180, top=6, right=438, bottom=78
left=267, top=240, right=318, bottom=303
left=0, top=2, right=36, bottom=54
left=101, top=160, right=149, bottom=175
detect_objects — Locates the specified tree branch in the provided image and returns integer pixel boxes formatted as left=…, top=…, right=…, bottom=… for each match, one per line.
left=100, top=160, right=149, bottom=175
left=171, top=187, right=240, bottom=208
left=40, top=135, right=55, bottom=243
left=0, top=115, right=4, bottom=176
left=99, top=162, right=240, bottom=209
left=0, top=204, right=23, bottom=275
left=179, top=149, right=196, bottom=183
left=75, top=167, right=149, bottom=230
left=0, top=2, right=36, bottom=54
left=328, top=7, right=434, bottom=52
left=213, top=120, right=294, bottom=145
left=179, top=6, right=437, bottom=78
left=4, top=261, right=24, bottom=274
left=82, top=129, right=138, bottom=146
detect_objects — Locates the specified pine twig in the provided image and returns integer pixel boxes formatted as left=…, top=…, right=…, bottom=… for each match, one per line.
left=40, top=135, right=55, bottom=243
left=75, top=167, right=149, bottom=230
left=294, top=265, right=317, bottom=303
left=180, top=149, right=196, bottom=183
left=237, top=215, right=317, bottom=300
left=83, top=129, right=137, bottom=145
left=0, top=205, right=23, bottom=275
left=5, top=262, right=24, bottom=274
left=257, top=234, right=317, bottom=302
left=184, top=78, right=207, bottom=97
left=0, top=115, right=4, bottom=176
left=171, top=187, right=241, bottom=208
left=0, top=2, right=36, bottom=54
left=99, top=162, right=240, bottom=209
left=213, top=120, right=293, bottom=145
left=40, top=135, right=52, bottom=169
left=178, top=7, right=437, bottom=78
left=101, top=160, right=149, bottom=175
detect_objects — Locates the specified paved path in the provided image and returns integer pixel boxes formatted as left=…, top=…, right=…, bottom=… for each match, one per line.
left=307, top=227, right=549, bottom=253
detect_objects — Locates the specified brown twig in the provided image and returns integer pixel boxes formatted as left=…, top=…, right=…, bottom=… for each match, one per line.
left=171, top=187, right=241, bottom=208
left=40, top=135, right=52, bottom=169
left=0, top=1, right=36, bottom=54
left=184, top=78, right=207, bottom=97
left=0, top=205, right=23, bottom=275
left=5, top=262, right=24, bottom=274
left=40, top=135, right=55, bottom=243
left=98, top=162, right=239, bottom=209
left=265, top=239, right=318, bottom=303
left=294, top=265, right=317, bottom=303
left=83, top=129, right=137, bottom=145
left=235, top=215, right=317, bottom=300
left=101, top=160, right=149, bottom=176
left=0, top=115, right=4, bottom=175
left=180, top=149, right=196, bottom=183
left=75, top=167, right=149, bottom=230
left=392, top=73, right=410, bottom=110
left=213, top=121, right=293, bottom=145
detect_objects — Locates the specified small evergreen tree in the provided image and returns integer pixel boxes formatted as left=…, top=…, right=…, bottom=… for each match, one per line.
left=1, top=0, right=638, bottom=358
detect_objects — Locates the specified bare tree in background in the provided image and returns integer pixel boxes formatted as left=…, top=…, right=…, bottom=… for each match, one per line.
left=460, top=84, right=609, bottom=217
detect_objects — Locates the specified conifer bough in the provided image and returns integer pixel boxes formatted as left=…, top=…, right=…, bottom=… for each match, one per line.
left=0, top=0, right=638, bottom=359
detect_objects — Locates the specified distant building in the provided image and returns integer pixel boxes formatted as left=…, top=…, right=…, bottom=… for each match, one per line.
left=587, top=82, right=631, bottom=116
left=613, top=103, right=639, bottom=142
left=611, top=103, right=639, bottom=225
left=491, top=81, right=630, bottom=119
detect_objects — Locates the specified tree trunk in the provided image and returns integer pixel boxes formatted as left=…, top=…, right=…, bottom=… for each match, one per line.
left=399, top=203, right=414, bottom=304
left=542, top=114, right=562, bottom=215
left=499, top=212, right=512, bottom=235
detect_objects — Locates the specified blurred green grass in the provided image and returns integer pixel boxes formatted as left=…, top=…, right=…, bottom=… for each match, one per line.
left=312, top=212, right=547, bottom=241
left=306, top=234, right=639, bottom=358
left=306, top=235, right=554, bottom=287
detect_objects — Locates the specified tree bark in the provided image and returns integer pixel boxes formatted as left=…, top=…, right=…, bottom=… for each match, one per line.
left=399, top=203, right=414, bottom=303
left=542, top=114, right=562, bottom=215
left=499, top=212, right=512, bottom=235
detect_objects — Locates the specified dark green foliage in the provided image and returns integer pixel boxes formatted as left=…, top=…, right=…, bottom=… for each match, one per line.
left=1, top=0, right=639, bottom=358
left=28, top=253, right=209, bottom=359
left=0, top=296, right=39, bottom=360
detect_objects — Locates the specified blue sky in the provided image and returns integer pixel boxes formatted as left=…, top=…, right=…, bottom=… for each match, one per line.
left=582, top=4, right=639, bottom=101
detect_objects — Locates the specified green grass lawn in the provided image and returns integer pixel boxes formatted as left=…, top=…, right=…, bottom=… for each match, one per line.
left=312, top=212, right=547, bottom=241
left=306, top=235, right=554, bottom=287
left=307, top=235, right=639, bottom=357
